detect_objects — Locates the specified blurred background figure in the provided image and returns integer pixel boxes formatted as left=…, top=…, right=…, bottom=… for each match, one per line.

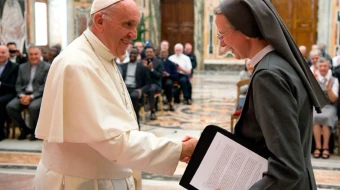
left=238, top=59, right=253, bottom=108
left=7, top=42, right=27, bottom=64
left=299, top=45, right=307, bottom=60
left=184, top=42, right=197, bottom=78
left=312, top=58, right=338, bottom=159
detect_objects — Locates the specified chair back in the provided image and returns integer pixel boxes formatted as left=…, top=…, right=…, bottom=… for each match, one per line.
left=235, top=79, right=250, bottom=110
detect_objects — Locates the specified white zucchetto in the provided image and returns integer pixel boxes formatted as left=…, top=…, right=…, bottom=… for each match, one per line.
left=90, top=0, right=121, bottom=14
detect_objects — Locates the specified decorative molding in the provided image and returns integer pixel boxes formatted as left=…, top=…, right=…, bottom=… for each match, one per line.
left=73, top=6, right=90, bottom=39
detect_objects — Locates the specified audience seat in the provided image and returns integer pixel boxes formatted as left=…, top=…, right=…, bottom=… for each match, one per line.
left=140, top=92, right=164, bottom=123
left=230, top=79, right=250, bottom=133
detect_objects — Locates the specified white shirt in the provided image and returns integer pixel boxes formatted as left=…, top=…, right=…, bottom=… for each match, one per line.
left=168, top=53, right=192, bottom=75
left=25, top=65, right=37, bottom=92
left=9, top=56, right=16, bottom=63
left=250, top=45, right=275, bottom=66
left=125, top=62, right=137, bottom=88
left=332, top=55, right=340, bottom=68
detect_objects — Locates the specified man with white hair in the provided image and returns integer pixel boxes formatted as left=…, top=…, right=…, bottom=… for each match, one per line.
left=169, top=43, right=193, bottom=105
left=33, top=0, right=197, bottom=189
left=309, top=49, right=332, bottom=80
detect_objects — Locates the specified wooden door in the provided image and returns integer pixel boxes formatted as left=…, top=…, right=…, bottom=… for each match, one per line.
left=271, top=0, right=318, bottom=54
left=161, top=0, right=194, bottom=52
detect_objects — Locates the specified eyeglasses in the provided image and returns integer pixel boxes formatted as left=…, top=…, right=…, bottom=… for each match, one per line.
left=217, top=31, right=227, bottom=40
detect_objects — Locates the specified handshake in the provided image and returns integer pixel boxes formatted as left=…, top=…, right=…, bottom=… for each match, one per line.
left=180, top=136, right=198, bottom=163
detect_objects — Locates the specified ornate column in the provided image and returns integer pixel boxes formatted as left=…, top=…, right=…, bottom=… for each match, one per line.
left=317, top=0, right=332, bottom=51
left=148, top=0, right=161, bottom=46
left=194, top=0, right=204, bottom=70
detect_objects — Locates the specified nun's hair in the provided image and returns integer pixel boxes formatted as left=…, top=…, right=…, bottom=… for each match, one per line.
left=309, top=49, right=321, bottom=57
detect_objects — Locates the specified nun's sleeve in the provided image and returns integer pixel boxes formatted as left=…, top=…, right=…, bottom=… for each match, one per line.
left=250, top=70, right=305, bottom=189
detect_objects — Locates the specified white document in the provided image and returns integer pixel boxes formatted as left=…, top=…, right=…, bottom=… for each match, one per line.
left=190, top=132, right=268, bottom=190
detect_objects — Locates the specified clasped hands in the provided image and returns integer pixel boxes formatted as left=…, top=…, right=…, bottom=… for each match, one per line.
left=20, top=95, right=32, bottom=106
left=180, top=136, right=198, bottom=163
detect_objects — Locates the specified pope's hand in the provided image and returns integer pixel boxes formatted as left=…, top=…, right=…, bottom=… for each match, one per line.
left=180, top=136, right=198, bottom=163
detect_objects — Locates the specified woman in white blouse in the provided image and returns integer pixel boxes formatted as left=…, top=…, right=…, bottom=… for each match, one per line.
left=313, top=58, right=339, bottom=159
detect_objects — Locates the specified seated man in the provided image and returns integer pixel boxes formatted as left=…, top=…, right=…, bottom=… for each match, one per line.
left=143, top=46, right=164, bottom=120
left=169, top=43, right=193, bottom=105
left=312, top=58, right=338, bottom=159
left=6, top=46, right=50, bottom=140
left=7, top=42, right=28, bottom=64
left=160, top=50, right=178, bottom=111
left=184, top=43, right=197, bottom=78
left=0, top=45, right=19, bottom=140
left=121, top=48, right=151, bottom=126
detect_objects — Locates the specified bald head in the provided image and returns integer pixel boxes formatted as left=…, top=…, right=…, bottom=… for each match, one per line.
left=299, top=46, right=306, bottom=57
left=184, top=43, right=192, bottom=54
left=0, top=45, right=9, bottom=65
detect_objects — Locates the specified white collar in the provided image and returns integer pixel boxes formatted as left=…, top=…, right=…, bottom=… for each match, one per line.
left=83, top=29, right=115, bottom=63
left=250, top=45, right=275, bottom=67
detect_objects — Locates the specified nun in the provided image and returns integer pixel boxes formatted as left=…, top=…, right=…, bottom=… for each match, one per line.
left=214, top=0, right=328, bottom=189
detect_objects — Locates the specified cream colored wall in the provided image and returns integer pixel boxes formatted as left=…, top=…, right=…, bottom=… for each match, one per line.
left=330, top=0, right=340, bottom=57
left=202, top=0, right=243, bottom=66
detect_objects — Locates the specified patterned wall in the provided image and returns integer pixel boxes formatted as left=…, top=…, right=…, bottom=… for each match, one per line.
left=0, top=0, right=26, bottom=51
left=203, top=0, right=237, bottom=62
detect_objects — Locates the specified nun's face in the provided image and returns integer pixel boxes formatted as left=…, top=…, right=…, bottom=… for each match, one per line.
left=215, top=14, right=248, bottom=59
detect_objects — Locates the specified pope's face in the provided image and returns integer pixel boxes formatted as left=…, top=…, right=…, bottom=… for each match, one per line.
left=215, top=14, right=249, bottom=59
left=102, top=0, right=140, bottom=57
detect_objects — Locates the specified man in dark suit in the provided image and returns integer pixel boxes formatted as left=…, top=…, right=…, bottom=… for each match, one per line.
left=121, top=48, right=151, bottom=126
left=160, top=50, right=178, bottom=111
left=6, top=46, right=50, bottom=141
left=184, top=43, right=197, bottom=78
left=7, top=42, right=28, bottom=64
left=143, top=46, right=164, bottom=120
left=0, top=45, right=18, bottom=140
left=214, top=1, right=328, bottom=189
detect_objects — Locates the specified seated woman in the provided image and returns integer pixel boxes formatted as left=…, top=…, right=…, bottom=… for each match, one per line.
left=237, top=59, right=253, bottom=109
left=313, top=58, right=339, bottom=159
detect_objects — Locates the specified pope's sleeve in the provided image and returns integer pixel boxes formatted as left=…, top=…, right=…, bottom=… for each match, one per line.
left=88, top=130, right=182, bottom=175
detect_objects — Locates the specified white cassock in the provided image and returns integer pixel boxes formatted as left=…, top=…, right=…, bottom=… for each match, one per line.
left=168, top=54, right=192, bottom=75
left=34, top=29, right=181, bottom=190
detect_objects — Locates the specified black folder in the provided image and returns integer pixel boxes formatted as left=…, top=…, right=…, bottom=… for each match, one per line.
left=179, top=125, right=269, bottom=190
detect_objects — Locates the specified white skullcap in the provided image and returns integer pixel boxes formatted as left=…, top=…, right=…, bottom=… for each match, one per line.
left=90, top=0, right=121, bottom=15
